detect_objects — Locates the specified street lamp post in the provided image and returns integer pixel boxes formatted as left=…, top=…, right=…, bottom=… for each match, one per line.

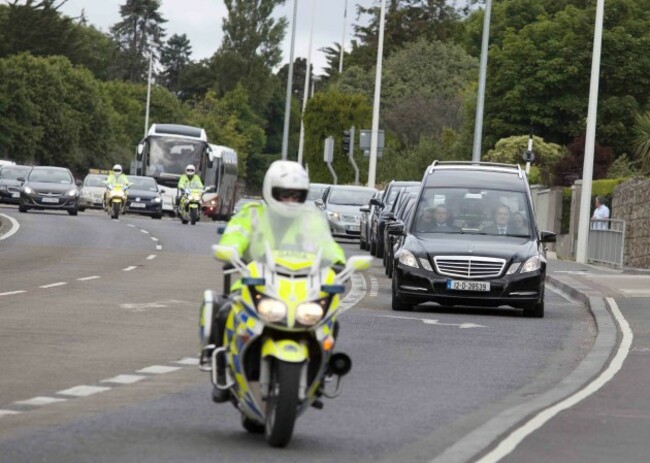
left=367, top=0, right=387, bottom=189
left=576, top=0, right=606, bottom=263
left=297, top=0, right=317, bottom=166
left=281, top=0, right=299, bottom=160
left=339, top=0, right=347, bottom=73
left=144, top=50, right=153, bottom=137
left=471, top=0, right=492, bottom=163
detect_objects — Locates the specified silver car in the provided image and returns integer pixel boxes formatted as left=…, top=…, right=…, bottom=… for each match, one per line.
left=78, top=173, right=108, bottom=210
left=316, top=185, right=377, bottom=238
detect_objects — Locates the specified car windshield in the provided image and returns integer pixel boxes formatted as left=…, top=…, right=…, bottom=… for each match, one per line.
left=412, top=187, right=532, bottom=236
left=28, top=169, right=73, bottom=184
left=0, top=167, right=31, bottom=180
left=127, top=176, right=158, bottom=192
left=84, top=175, right=106, bottom=187
left=328, top=188, right=376, bottom=206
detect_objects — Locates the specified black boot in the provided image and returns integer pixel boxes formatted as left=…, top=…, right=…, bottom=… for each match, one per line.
left=211, top=301, right=232, bottom=403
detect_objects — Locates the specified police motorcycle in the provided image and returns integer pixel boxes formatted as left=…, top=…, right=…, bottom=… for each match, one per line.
left=199, top=213, right=372, bottom=447
left=178, top=186, right=213, bottom=225
left=103, top=182, right=128, bottom=220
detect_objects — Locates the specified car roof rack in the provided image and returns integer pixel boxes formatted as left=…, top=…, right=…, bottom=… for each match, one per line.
left=427, top=161, right=523, bottom=179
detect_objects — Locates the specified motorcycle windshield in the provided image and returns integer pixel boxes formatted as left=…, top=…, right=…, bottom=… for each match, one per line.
left=247, top=204, right=337, bottom=271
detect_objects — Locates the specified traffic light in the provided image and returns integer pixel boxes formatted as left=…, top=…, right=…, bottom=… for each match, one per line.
left=342, top=130, right=351, bottom=154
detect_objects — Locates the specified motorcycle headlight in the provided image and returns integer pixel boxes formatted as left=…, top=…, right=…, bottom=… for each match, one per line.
left=296, top=302, right=324, bottom=326
left=398, top=250, right=419, bottom=268
left=67, top=189, right=77, bottom=197
left=521, top=255, right=542, bottom=273
left=327, top=211, right=340, bottom=222
left=257, top=298, right=287, bottom=322
left=23, top=186, right=33, bottom=194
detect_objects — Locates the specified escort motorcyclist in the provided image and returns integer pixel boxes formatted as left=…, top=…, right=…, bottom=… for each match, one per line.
left=176, top=164, right=204, bottom=213
left=207, top=160, right=345, bottom=402
left=103, top=164, right=131, bottom=206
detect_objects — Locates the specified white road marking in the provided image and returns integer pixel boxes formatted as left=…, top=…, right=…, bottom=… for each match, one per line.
left=378, top=314, right=487, bottom=328
left=0, top=290, right=27, bottom=297
left=140, top=229, right=149, bottom=234
left=156, top=245, right=162, bottom=250
left=174, top=357, right=199, bottom=366
left=127, top=224, right=136, bottom=228
left=0, top=213, right=20, bottom=241
left=77, top=276, right=100, bottom=281
left=476, top=297, right=632, bottom=463
left=338, top=273, right=368, bottom=313
left=0, top=410, right=22, bottom=418
left=101, top=374, right=146, bottom=385
left=15, top=396, right=67, bottom=406
left=151, top=237, right=159, bottom=242
left=137, top=365, right=181, bottom=375
left=57, top=385, right=111, bottom=397
left=123, top=266, right=137, bottom=272
left=39, top=282, right=67, bottom=289
left=120, top=300, right=189, bottom=312
left=369, top=275, right=379, bottom=297
left=146, top=254, right=156, bottom=260
left=620, top=289, right=650, bottom=294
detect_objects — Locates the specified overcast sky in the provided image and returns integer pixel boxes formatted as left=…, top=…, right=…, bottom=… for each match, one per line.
left=58, top=0, right=376, bottom=74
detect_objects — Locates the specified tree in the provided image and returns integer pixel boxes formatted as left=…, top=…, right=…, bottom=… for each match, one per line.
left=110, top=0, right=167, bottom=83
left=632, top=111, right=650, bottom=174
left=552, top=135, right=613, bottom=186
left=160, top=33, right=192, bottom=94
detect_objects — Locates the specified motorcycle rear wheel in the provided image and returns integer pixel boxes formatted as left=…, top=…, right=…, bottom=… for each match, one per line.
left=265, top=360, right=302, bottom=448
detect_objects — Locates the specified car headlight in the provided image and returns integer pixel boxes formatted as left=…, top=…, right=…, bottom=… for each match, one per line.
left=296, top=302, right=324, bottom=326
left=154, top=197, right=161, bottom=203
left=398, top=250, right=419, bottom=268
left=327, top=211, right=340, bottom=222
left=67, top=189, right=77, bottom=197
left=24, top=186, right=34, bottom=194
left=257, top=298, right=287, bottom=322
left=521, top=255, right=542, bottom=273
left=0, top=185, right=6, bottom=192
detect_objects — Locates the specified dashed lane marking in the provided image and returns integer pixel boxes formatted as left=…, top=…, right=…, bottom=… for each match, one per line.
left=369, top=275, right=379, bottom=297
left=156, top=245, right=162, bottom=251
left=378, top=314, right=487, bottom=329
left=77, top=276, right=100, bottom=281
left=140, top=229, right=150, bottom=234
left=123, top=266, right=137, bottom=272
left=57, top=385, right=111, bottom=397
left=0, top=410, right=22, bottom=418
left=0, top=291, right=27, bottom=297
left=151, top=237, right=159, bottom=242
left=174, top=357, right=199, bottom=366
left=39, top=282, right=67, bottom=289
left=100, top=374, right=146, bottom=385
left=14, top=397, right=67, bottom=406
left=127, top=224, right=136, bottom=228
left=137, top=365, right=181, bottom=375
left=146, top=255, right=156, bottom=260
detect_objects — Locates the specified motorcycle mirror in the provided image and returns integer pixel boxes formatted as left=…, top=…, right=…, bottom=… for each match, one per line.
left=213, top=244, right=239, bottom=263
left=345, top=255, right=373, bottom=272
left=321, top=284, right=345, bottom=294
left=216, top=225, right=226, bottom=235
left=242, top=277, right=266, bottom=286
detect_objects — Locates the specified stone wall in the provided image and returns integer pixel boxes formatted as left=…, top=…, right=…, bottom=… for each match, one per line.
left=612, top=177, right=650, bottom=268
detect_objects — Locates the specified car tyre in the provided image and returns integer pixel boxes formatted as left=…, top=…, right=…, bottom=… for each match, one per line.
left=376, top=238, right=384, bottom=259
left=523, top=299, right=544, bottom=318
left=78, top=207, right=86, bottom=212
left=391, top=276, right=413, bottom=312
left=68, top=208, right=78, bottom=216
left=18, top=202, right=28, bottom=213
left=369, top=238, right=377, bottom=256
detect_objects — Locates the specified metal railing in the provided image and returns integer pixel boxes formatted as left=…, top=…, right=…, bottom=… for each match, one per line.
left=587, top=219, right=625, bottom=268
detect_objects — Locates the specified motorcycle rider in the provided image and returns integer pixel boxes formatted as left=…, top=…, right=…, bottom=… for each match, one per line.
left=206, top=160, right=345, bottom=402
left=177, top=164, right=204, bottom=213
left=103, top=164, right=130, bottom=207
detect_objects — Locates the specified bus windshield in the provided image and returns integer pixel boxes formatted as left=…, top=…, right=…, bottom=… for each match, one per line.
left=145, top=136, right=205, bottom=179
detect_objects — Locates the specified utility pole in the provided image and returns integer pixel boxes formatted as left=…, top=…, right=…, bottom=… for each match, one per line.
left=367, top=0, right=387, bottom=189
left=281, top=0, right=299, bottom=160
left=144, top=50, right=153, bottom=137
left=297, top=0, right=317, bottom=165
left=339, top=0, right=347, bottom=73
left=471, top=0, right=493, bottom=163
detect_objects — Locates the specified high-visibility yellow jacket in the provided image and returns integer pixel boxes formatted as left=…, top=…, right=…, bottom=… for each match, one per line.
left=105, top=173, right=130, bottom=188
left=178, top=174, right=203, bottom=191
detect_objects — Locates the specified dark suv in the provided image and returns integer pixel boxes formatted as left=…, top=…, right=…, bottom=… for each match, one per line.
left=390, top=162, right=555, bottom=317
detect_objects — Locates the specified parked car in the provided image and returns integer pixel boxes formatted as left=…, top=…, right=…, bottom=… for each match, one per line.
left=307, top=183, right=329, bottom=203
left=390, top=161, right=556, bottom=317
left=359, top=190, right=383, bottom=251
left=125, top=175, right=164, bottom=219
left=369, top=181, right=421, bottom=258
left=18, top=166, right=79, bottom=215
left=382, top=191, right=418, bottom=272
left=78, top=173, right=108, bottom=211
left=0, top=165, right=32, bottom=204
left=316, top=185, right=377, bottom=238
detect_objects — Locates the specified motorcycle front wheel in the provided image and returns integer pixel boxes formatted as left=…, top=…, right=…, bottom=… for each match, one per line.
left=265, top=360, right=302, bottom=448
left=190, top=207, right=198, bottom=225
left=111, top=202, right=120, bottom=219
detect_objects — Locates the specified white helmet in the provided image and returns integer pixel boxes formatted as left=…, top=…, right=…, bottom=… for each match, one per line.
left=112, top=164, right=122, bottom=174
left=262, top=160, right=309, bottom=217
left=185, top=164, right=196, bottom=175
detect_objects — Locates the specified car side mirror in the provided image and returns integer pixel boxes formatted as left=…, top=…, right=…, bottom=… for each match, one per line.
left=159, top=189, right=166, bottom=194
left=385, top=212, right=396, bottom=221
left=387, top=222, right=405, bottom=235
left=360, top=206, right=370, bottom=213
left=204, top=186, right=215, bottom=193
left=315, top=199, right=324, bottom=208
left=17, top=177, right=25, bottom=183
left=370, top=198, right=383, bottom=208
left=540, top=231, right=556, bottom=243
left=137, top=143, right=144, bottom=158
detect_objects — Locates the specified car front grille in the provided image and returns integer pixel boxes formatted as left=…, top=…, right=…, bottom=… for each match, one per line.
left=37, top=192, right=63, bottom=197
left=433, top=256, right=506, bottom=279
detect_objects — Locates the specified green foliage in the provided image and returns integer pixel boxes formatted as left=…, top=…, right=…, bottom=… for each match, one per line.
left=484, top=135, right=566, bottom=184
left=302, top=91, right=372, bottom=184
left=607, top=153, right=640, bottom=178
left=160, top=33, right=192, bottom=94
left=632, top=111, right=650, bottom=174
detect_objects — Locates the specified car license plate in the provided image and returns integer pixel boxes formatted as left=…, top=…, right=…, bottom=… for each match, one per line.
left=130, top=203, right=146, bottom=208
left=348, top=225, right=360, bottom=232
left=447, top=280, right=490, bottom=292
left=11, top=193, right=19, bottom=198
left=41, top=197, right=59, bottom=203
